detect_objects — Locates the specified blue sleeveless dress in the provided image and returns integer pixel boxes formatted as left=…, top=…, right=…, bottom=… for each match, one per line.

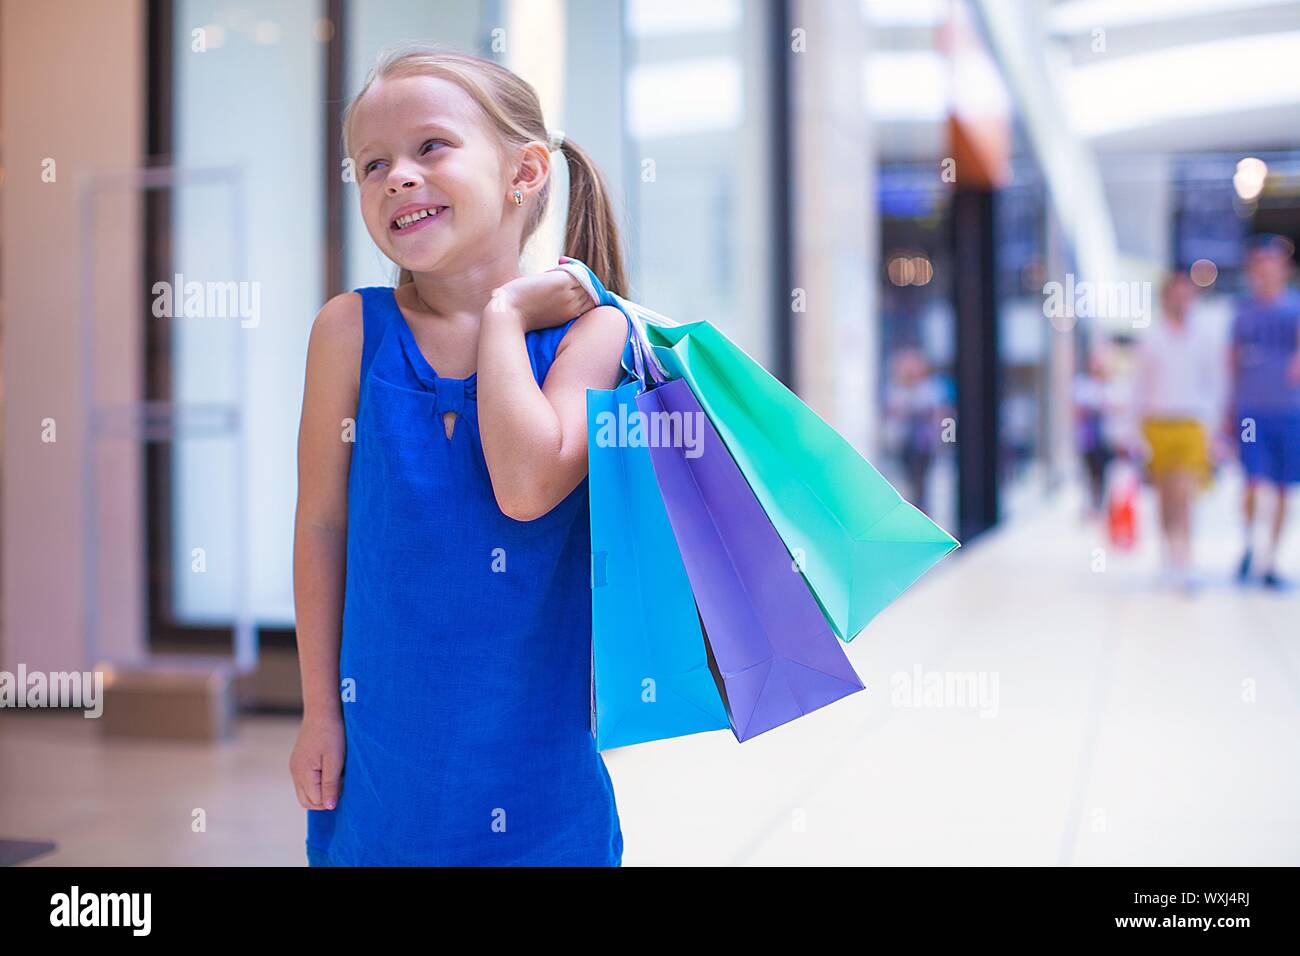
left=305, top=285, right=631, bottom=866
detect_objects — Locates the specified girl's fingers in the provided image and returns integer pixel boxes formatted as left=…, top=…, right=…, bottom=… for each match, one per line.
left=294, top=779, right=319, bottom=811
left=320, top=752, right=342, bottom=810
left=304, top=761, right=324, bottom=808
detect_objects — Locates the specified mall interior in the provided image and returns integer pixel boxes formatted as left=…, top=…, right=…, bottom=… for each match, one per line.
left=1, top=0, right=1298, bottom=865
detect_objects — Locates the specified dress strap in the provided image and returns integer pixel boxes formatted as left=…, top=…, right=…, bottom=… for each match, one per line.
left=354, top=287, right=393, bottom=386
left=523, top=316, right=574, bottom=387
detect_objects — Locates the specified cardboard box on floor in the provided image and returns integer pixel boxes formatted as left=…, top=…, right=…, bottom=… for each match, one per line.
left=97, top=656, right=236, bottom=742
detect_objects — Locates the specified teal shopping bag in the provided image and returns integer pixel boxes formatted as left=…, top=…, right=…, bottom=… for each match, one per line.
left=641, top=319, right=959, bottom=643
left=558, top=261, right=958, bottom=646
left=569, top=263, right=731, bottom=751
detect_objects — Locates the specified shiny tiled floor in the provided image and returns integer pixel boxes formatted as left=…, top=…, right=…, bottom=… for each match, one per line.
left=4, top=470, right=1297, bottom=865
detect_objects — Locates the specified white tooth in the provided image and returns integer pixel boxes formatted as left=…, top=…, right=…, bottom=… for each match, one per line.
left=394, top=207, right=442, bottom=229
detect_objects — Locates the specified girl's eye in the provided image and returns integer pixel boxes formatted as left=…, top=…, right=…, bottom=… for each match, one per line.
left=360, top=140, right=442, bottom=175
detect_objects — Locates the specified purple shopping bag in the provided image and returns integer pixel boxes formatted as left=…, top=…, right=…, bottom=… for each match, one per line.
left=635, top=368, right=865, bottom=742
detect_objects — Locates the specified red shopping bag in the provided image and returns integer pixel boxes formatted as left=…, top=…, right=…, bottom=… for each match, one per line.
left=1107, top=464, right=1138, bottom=550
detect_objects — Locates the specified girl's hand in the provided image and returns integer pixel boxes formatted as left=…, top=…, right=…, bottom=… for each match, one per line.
left=488, top=264, right=594, bottom=333
left=290, top=712, right=346, bottom=811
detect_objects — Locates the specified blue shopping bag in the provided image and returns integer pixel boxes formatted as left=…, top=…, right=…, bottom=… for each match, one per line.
left=561, top=259, right=731, bottom=751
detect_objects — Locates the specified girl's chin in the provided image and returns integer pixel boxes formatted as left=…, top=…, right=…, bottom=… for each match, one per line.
left=384, top=238, right=457, bottom=272
left=394, top=257, right=472, bottom=280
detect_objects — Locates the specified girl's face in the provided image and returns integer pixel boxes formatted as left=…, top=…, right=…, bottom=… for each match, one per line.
left=350, top=75, right=516, bottom=277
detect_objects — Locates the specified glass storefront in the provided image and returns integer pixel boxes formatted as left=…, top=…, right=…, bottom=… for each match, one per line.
left=877, top=162, right=957, bottom=535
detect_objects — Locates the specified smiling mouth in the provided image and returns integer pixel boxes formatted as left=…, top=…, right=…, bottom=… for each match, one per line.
left=390, top=206, right=447, bottom=231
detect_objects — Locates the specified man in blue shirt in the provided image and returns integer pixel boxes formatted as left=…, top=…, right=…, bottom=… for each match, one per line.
left=1226, top=234, right=1300, bottom=588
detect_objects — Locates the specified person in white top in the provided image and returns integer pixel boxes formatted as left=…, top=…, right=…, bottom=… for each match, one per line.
left=1131, top=272, right=1227, bottom=591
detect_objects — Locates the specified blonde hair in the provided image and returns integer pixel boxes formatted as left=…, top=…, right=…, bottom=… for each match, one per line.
left=342, top=42, right=627, bottom=296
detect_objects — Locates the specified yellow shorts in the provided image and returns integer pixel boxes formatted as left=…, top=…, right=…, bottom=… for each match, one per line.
left=1142, top=418, right=1211, bottom=487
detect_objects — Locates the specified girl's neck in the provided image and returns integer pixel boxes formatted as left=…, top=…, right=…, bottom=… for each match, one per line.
left=405, top=254, right=523, bottom=321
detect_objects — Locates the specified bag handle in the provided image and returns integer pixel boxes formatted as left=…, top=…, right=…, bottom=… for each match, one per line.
left=549, top=258, right=670, bottom=386
left=617, top=294, right=669, bottom=386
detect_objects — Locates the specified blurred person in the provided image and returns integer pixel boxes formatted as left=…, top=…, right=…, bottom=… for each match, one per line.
left=1225, top=233, right=1300, bottom=589
left=291, top=46, right=631, bottom=866
left=1073, top=342, right=1122, bottom=521
left=1132, top=272, right=1223, bottom=592
left=884, top=346, right=947, bottom=513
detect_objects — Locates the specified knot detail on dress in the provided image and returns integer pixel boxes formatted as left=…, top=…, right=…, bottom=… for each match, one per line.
left=432, top=376, right=475, bottom=418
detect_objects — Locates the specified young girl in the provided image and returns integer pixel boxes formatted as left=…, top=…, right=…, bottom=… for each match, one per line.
left=289, top=44, right=635, bottom=866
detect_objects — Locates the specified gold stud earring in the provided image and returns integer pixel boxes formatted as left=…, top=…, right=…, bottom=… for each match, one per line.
left=513, top=189, right=523, bottom=206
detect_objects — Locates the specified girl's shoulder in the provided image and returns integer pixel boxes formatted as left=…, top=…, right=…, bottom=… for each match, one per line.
left=540, top=305, right=631, bottom=378
left=547, top=304, right=626, bottom=354
left=310, top=291, right=364, bottom=350
left=308, top=291, right=364, bottom=343
left=307, top=292, right=365, bottom=389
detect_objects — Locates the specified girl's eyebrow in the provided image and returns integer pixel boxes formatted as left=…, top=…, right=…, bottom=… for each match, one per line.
left=355, top=122, right=461, bottom=158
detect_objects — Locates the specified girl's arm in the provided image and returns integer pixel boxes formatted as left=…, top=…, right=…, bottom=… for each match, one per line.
left=476, top=301, right=629, bottom=520
left=289, top=292, right=360, bottom=809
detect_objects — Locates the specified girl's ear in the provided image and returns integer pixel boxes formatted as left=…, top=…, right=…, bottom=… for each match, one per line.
left=510, top=141, right=551, bottom=196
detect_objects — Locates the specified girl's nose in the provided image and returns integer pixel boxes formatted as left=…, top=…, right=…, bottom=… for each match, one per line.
left=385, top=162, right=421, bottom=194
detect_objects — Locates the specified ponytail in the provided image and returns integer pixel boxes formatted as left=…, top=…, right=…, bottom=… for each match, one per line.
left=554, top=137, right=627, bottom=298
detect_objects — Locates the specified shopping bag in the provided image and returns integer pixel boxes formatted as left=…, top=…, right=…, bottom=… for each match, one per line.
left=1106, top=460, right=1139, bottom=551
left=637, top=374, right=866, bottom=741
left=641, top=321, right=959, bottom=642
left=572, top=266, right=730, bottom=751
left=559, top=258, right=865, bottom=742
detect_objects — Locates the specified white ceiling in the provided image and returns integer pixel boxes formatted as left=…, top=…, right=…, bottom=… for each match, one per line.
left=864, top=0, right=1300, bottom=156
left=1050, top=0, right=1300, bottom=152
